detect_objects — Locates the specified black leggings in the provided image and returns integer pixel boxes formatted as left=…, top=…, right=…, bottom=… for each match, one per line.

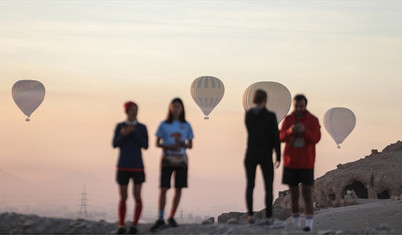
left=245, top=159, right=274, bottom=218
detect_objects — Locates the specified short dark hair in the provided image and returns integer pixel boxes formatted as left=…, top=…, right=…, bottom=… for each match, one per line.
left=253, top=89, right=267, bottom=104
left=293, top=94, right=308, bottom=105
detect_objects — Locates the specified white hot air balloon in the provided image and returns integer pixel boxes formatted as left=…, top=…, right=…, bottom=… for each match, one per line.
left=191, top=76, right=225, bottom=119
left=12, top=80, right=46, bottom=121
left=242, top=81, right=291, bottom=123
left=323, top=107, right=356, bottom=148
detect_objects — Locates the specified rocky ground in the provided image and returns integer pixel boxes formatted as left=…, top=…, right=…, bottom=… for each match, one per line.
left=1, top=199, right=402, bottom=234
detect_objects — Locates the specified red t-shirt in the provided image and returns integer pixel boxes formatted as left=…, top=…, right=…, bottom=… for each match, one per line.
left=280, top=111, right=321, bottom=169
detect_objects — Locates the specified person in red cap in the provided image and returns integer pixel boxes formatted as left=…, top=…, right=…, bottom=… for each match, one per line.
left=112, top=101, right=149, bottom=234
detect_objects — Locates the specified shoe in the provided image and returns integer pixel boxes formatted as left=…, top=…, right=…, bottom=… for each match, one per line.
left=303, top=226, right=311, bottom=232
left=168, top=217, right=178, bottom=227
left=150, top=219, right=165, bottom=232
left=128, top=226, right=137, bottom=234
left=116, top=226, right=126, bottom=234
left=247, top=216, right=255, bottom=224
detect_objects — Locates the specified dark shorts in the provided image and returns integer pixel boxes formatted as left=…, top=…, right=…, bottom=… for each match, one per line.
left=282, top=168, right=314, bottom=186
left=116, top=170, right=145, bottom=185
left=160, top=166, right=188, bottom=189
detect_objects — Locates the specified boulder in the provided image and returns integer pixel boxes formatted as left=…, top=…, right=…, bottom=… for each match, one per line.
left=202, top=217, right=215, bottom=225
left=217, top=212, right=243, bottom=224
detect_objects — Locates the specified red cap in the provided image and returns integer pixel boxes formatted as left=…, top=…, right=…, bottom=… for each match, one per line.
left=124, top=101, right=138, bottom=113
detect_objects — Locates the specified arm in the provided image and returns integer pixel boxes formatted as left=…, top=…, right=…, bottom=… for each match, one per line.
left=304, top=117, right=321, bottom=144
left=132, top=125, right=149, bottom=149
left=185, top=123, right=194, bottom=150
left=156, top=137, right=182, bottom=151
left=112, top=124, right=126, bottom=148
left=272, top=114, right=281, bottom=166
left=245, top=111, right=250, bottom=130
left=279, top=116, right=293, bottom=143
left=185, top=139, right=193, bottom=149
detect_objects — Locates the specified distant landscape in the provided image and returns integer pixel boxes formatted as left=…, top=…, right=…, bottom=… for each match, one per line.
left=0, top=169, right=239, bottom=223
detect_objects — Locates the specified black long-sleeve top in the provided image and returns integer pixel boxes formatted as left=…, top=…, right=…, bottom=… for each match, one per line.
left=245, top=107, right=281, bottom=162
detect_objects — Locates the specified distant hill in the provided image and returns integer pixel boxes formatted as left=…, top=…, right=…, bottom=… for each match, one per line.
left=0, top=170, right=31, bottom=193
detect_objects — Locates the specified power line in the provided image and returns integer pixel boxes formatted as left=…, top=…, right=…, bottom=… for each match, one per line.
left=79, top=183, right=88, bottom=217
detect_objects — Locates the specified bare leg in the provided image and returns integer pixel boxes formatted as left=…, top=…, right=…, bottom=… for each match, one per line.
left=169, top=188, right=182, bottom=218
left=289, top=185, right=302, bottom=228
left=133, top=184, right=142, bottom=200
left=159, top=188, right=168, bottom=212
left=289, top=186, right=300, bottom=214
left=302, top=185, right=314, bottom=216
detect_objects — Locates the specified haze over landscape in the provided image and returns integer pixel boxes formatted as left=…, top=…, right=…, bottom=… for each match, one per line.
left=1, top=1, right=402, bottom=222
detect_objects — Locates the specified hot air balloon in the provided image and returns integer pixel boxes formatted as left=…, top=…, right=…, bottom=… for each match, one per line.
left=323, top=107, right=356, bottom=148
left=191, top=76, right=225, bottom=119
left=242, top=81, right=291, bottom=123
left=12, top=80, right=46, bottom=121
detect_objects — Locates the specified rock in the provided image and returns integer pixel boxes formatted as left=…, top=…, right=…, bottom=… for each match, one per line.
left=217, top=212, right=243, bottom=224
left=23, top=220, right=35, bottom=228
left=273, top=206, right=292, bottom=220
left=202, top=217, right=214, bottom=225
left=342, top=190, right=358, bottom=206
left=314, top=141, right=402, bottom=208
left=377, top=223, right=391, bottom=231
left=317, top=230, right=335, bottom=235
left=227, top=218, right=239, bottom=224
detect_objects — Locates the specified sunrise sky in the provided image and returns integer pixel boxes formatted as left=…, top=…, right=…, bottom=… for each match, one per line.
left=1, top=1, right=401, bottom=216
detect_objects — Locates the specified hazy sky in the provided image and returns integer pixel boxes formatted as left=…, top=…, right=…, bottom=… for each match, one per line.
left=1, top=1, right=402, bottom=217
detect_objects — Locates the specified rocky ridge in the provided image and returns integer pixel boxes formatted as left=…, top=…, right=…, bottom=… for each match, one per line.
left=314, top=140, right=402, bottom=208
left=273, top=141, right=402, bottom=210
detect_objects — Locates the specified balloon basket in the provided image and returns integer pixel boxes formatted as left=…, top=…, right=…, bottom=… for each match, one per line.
left=25, top=118, right=30, bottom=122
left=204, top=116, right=209, bottom=120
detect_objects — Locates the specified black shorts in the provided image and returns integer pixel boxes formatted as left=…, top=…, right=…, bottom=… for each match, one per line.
left=160, top=166, right=188, bottom=189
left=282, top=167, right=314, bottom=186
left=116, top=170, right=145, bottom=185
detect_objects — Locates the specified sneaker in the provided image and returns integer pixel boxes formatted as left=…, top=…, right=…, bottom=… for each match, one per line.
left=150, top=219, right=165, bottom=232
left=128, top=226, right=137, bottom=234
left=116, top=226, right=126, bottom=234
left=168, top=217, right=178, bottom=227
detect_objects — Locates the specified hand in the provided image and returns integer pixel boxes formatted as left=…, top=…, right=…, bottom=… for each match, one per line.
left=274, top=160, right=280, bottom=169
left=292, top=123, right=305, bottom=135
left=120, top=125, right=135, bottom=136
left=166, top=144, right=182, bottom=151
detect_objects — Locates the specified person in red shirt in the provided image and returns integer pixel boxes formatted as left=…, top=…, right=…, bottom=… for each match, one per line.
left=280, top=94, right=321, bottom=232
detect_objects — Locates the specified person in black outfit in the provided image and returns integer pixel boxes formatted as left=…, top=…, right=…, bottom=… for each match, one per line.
left=244, top=89, right=281, bottom=224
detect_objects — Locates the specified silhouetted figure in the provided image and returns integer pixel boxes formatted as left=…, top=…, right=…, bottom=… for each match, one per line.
left=113, top=101, right=149, bottom=234
left=244, top=89, right=281, bottom=224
